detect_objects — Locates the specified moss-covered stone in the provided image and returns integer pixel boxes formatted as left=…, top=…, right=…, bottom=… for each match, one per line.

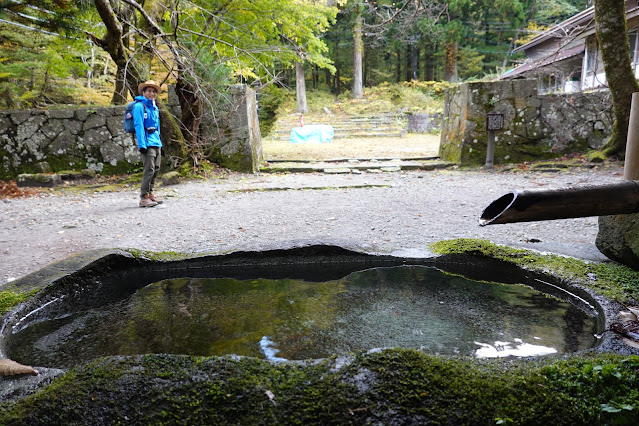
left=2, top=242, right=639, bottom=424
left=1, top=351, right=638, bottom=424
left=587, top=150, right=607, bottom=163
left=429, top=238, right=639, bottom=302
left=0, top=288, right=39, bottom=315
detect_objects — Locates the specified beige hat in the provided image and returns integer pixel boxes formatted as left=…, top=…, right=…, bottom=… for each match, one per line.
left=138, top=80, right=162, bottom=94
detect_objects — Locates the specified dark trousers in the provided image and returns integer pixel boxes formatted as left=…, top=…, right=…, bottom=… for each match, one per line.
left=140, top=146, right=161, bottom=198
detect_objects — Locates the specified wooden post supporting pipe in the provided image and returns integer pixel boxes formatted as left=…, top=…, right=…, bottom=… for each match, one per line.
left=479, top=181, right=639, bottom=226
left=624, top=92, right=639, bottom=180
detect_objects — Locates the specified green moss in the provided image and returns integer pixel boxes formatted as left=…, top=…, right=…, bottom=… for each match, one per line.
left=587, top=150, right=607, bottom=163
left=100, top=160, right=142, bottom=176
left=430, top=239, right=639, bottom=302
left=1, top=350, right=638, bottom=424
left=0, top=288, right=39, bottom=315
left=45, top=154, right=87, bottom=173
left=124, top=248, right=193, bottom=262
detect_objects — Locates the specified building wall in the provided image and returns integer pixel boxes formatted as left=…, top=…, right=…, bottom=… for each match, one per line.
left=439, top=79, right=612, bottom=166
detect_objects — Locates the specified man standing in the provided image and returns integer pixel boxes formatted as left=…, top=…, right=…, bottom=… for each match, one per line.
left=134, top=80, right=164, bottom=208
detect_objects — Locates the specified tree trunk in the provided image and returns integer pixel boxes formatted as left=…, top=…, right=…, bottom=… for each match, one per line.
left=112, top=67, right=128, bottom=104
left=595, top=0, right=639, bottom=158
left=92, top=0, right=142, bottom=103
left=424, top=47, right=434, bottom=81
left=406, top=45, right=411, bottom=81
left=396, top=49, right=401, bottom=83
left=312, top=65, right=318, bottom=89
left=352, top=6, right=364, bottom=99
left=296, top=62, right=309, bottom=114
left=136, top=0, right=165, bottom=74
left=412, top=45, right=419, bottom=81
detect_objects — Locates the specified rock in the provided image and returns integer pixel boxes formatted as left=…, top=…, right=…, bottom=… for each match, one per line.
left=17, top=173, right=62, bottom=188
left=33, top=162, right=52, bottom=173
left=82, top=169, right=96, bottom=178
left=161, top=171, right=181, bottom=186
left=596, top=214, right=639, bottom=269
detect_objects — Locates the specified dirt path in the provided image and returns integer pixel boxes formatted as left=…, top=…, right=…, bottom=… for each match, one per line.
left=262, top=134, right=440, bottom=161
left=0, top=164, right=625, bottom=286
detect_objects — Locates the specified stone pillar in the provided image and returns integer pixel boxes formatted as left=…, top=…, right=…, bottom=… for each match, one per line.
left=216, top=84, right=263, bottom=173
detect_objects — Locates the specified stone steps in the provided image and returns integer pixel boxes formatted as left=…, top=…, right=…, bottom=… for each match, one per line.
left=270, top=114, right=405, bottom=140
left=260, top=158, right=454, bottom=174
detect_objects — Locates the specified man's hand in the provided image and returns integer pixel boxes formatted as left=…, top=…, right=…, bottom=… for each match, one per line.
left=140, top=148, right=148, bottom=154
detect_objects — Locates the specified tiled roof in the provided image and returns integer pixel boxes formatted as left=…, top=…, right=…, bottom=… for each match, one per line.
left=502, top=44, right=585, bottom=79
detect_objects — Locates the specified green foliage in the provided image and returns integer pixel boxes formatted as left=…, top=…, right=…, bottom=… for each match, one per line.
left=0, top=1, right=80, bottom=35
left=533, top=0, right=582, bottom=22
left=180, top=0, right=338, bottom=82
left=272, top=82, right=446, bottom=120
left=458, top=47, right=486, bottom=80
left=257, top=84, right=287, bottom=136
left=0, top=25, right=89, bottom=107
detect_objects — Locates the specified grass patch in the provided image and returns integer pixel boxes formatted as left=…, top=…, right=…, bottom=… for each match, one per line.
left=275, top=83, right=446, bottom=121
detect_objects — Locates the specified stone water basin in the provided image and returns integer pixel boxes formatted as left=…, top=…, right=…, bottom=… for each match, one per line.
left=0, top=244, right=604, bottom=371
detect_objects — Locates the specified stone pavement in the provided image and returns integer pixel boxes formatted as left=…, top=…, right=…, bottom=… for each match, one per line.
left=1, top=162, right=625, bottom=285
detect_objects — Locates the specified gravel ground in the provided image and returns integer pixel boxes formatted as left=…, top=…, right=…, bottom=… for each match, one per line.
left=0, top=164, right=626, bottom=285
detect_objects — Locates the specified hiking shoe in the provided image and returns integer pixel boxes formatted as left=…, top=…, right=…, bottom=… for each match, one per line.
left=149, top=193, right=164, bottom=204
left=139, top=197, right=158, bottom=208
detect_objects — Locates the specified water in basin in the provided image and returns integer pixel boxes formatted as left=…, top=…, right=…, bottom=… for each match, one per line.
left=5, top=265, right=598, bottom=368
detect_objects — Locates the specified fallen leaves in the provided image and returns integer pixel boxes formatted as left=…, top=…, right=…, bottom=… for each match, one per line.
left=0, top=181, right=40, bottom=199
left=611, top=305, right=639, bottom=348
left=0, top=358, right=38, bottom=376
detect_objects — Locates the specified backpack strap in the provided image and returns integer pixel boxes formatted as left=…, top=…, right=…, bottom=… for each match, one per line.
left=136, top=99, right=148, bottom=119
left=133, top=100, right=149, bottom=144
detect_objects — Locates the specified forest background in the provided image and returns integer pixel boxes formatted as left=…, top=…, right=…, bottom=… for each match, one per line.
left=0, top=0, right=593, bottom=168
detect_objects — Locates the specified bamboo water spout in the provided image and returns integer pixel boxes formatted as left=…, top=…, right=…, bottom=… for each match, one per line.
left=479, top=180, right=639, bottom=226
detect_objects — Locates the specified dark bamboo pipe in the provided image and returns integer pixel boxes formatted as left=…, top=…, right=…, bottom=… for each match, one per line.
left=479, top=180, right=639, bottom=226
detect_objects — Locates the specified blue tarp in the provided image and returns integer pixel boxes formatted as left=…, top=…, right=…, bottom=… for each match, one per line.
left=290, top=124, right=334, bottom=143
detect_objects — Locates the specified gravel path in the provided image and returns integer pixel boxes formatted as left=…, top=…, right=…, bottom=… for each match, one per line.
left=0, top=164, right=626, bottom=285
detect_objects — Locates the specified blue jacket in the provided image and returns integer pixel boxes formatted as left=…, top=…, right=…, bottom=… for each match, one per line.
left=133, top=95, right=162, bottom=150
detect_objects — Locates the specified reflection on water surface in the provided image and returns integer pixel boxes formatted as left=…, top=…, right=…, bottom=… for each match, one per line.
left=6, top=266, right=598, bottom=368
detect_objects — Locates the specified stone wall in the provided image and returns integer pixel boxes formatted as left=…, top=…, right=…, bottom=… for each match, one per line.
left=439, top=80, right=613, bottom=165
left=0, top=106, right=139, bottom=180
left=0, top=84, right=262, bottom=180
